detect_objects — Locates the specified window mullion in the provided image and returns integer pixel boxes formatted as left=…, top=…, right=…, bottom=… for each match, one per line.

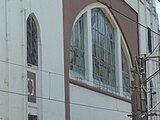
left=116, top=29, right=123, bottom=95
left=85, top=9, right=93, bottom=85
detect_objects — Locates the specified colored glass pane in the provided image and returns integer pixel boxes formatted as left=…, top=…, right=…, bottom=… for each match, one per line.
left=70, top=14, right=85, bottom=76
left=27, top=15, right=38, bottom=66
left=92, top=8, right=116, bottom=88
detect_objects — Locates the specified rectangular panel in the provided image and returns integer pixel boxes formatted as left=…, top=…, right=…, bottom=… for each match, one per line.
left=27, top=71, right=36, bottom=103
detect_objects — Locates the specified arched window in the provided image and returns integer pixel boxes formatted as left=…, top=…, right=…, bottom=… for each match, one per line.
left=26, top=14, right=41, bottom=103
left=69, top=5, right=132, bottom=96
left=92, top=8, right=115, bottom=87
left=27, top=15, right=38, bottom=66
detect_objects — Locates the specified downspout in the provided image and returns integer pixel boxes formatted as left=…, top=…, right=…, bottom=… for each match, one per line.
left=137, top=1, right=142, bottom=120
left=144, top=1, right=150, bottom=120
left=20, top=0, right=27, bottom=119
left=5, top=0, right=9, bottom=120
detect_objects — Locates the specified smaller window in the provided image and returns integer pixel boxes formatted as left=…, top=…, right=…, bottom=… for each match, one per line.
left=27, top=15, right=38, bottom=66
left=70, top=13, right=86, bottom=77
left=121, top=48, right=130, bottom=94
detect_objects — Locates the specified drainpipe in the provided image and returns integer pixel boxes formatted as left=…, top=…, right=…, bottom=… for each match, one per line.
left=4, top=0, right=9, bottom=120
left=20, top=0, right=27, bottom=119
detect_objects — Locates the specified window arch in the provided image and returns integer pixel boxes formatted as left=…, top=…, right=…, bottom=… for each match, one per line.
left=27, top=14, right=38, bottom=66
left=69, top=4, right=132, bottom=97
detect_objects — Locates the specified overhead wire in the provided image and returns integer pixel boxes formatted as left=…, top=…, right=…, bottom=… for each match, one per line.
left=96, top=0, right=160, bottom=36
left=0, top=0, right=160, bottom=116
left=1, top=56, right=160, bottom=115
left=96, top=0, right=160, bottom=58
left=146, top=41, right=160, bottom=58
left=1, top=80, right=160, bottom=115
left=0, top=57, right=132, bottom=96
left=0, top=60, right=132, bottom=114
left=0, top=87, right=132, bottom=114
left=0, top=0, right=160, bottom=98
left=0, top=0, right=158, bottom=92
left=0, top=59, right=64, bottom=77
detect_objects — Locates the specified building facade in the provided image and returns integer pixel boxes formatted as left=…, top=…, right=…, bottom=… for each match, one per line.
left=0, top=0, right=159, bottom=120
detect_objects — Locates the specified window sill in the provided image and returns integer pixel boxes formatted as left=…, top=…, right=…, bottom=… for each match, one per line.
left=69, top=70, right=85, bottom=80
left=69, top=79, right=131, bottom=103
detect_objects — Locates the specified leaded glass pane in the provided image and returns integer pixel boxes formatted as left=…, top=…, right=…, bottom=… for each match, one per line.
left=27, top=15, right=38, bottom=66
left=121, top=48, right=130, bottom=93
left=70, top=14, right=85, bottom=76
left=92, top=8, right=116, bottom=88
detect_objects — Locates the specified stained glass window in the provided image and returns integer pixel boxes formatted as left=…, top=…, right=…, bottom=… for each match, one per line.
left=27, top=15, right=38, bottom=66
left=121, top=48, right=130, bottom=93
left=70, top=14, right=85, bottom=76
left=91, top=8, right=116, bottom=88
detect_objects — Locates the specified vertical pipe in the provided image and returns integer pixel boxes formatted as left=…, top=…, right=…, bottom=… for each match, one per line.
left=144, top=1, right=150, bottom=120
left=137, top=1, right=142, bottom=120
left=20, top=0, right=27, bottom=119
left=5, top=0, right=9, bottom=84
left=5, top=0, right=9, bottom=120
left=144, top=55, right=148, bottom=120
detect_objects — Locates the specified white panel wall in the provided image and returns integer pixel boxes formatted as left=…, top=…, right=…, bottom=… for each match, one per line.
left=124, top=0, right=138, bottom=12
left=70, top=84, right=131, bottom=120
left=138, top=1, right=160, bottom=120
left=0, top=0, right=159, bottom=120
left=7, top=0, right=25, bottom=119
left=0, top=0, right=65, bottom=120
left=0, top=0, right=25, bottom=120
left=25, top=0, right=65, bottom=120
left=139, top=2, right=147, bottom=54
left=0, top=1, right=9, bottom=120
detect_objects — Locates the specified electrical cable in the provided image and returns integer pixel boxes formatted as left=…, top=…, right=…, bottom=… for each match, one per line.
left=1, top=83, right=160, bottom=115
left=0, top=0, right=159, bottom=93
left=0, top=58, right=131, bottom=94
left=96, top=0, right=160, bottom=58
left=0, top=59, right=64, bottom=77
left=0, top=61, right=133, bottom=114
left=146, top=41, right=160, bottom=58
left=1, top=0, right=160, bottom=117
left=1, top=57, right=160, bottom=93
left=0, top=0, right=158, bottom=84
left=1, top=58, right=160, bottom=115
left=0, top=88, right=132, bottom=114
left=96, top=0, right=160, bottom=36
